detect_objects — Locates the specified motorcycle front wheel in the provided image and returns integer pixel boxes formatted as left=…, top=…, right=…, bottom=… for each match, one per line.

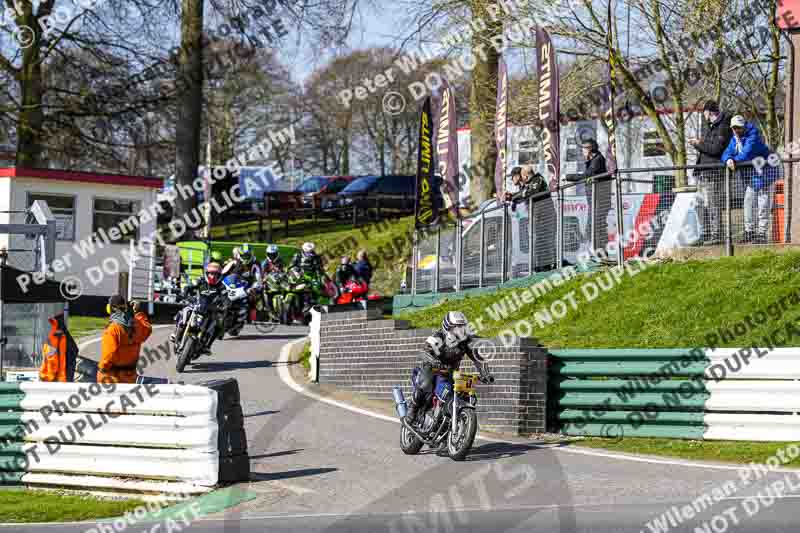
left=400, top=424, right=423, bottom=455
left=447, top=408, right=477, bottom=461
left=176, top=335, right=196, bottom=373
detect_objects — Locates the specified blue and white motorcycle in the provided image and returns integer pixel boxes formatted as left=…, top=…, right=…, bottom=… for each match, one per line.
left=220, top=273, right=250, bottom=338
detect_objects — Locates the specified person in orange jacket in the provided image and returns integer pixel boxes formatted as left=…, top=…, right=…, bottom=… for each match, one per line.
left=38, top=313, right=79, bottom=382
left=97, top=295, right=152, bottom=384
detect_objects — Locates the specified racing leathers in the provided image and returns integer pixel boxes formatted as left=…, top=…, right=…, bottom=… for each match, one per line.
left=291, top=251, right=325, bottom=278
left=175, top=278, right=226, bottom=352
left=407, top=329, right=489, bottom=423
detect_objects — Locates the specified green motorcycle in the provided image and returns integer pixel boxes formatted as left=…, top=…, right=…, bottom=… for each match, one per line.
left=260, top=270, right=288, bottom=324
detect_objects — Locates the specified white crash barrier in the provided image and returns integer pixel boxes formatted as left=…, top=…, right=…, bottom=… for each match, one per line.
left=2, top=382, right=223, bottom=491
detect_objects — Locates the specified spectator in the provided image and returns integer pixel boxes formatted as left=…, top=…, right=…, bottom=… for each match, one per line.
left=721, top=115, right=778, bottom=244
left=354, top=250, right=373, bottom=285
left=97, top=295, right=152, bottom=384
left=506, top=165, right=556, bottom=271
left=689, top=100, right=733, bottom=246
left=335, top=256, right=355, bottom=286
left=582, top=139, right=610, bottom=253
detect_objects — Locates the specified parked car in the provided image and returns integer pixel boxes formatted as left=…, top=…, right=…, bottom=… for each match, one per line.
left=295, top=176, right=354, bottom=209
left=337, top=175, right=416, bottom=211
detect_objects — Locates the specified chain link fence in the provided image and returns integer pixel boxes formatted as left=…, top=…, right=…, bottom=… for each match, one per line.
left=411, top=159, right=796, bottom=294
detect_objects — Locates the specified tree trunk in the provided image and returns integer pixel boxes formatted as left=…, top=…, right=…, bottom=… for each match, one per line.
left=16, top=39, right=44, bottom=168
left=174, top=0, right=205, bottom=220
left=468, top=0, right=500, bottom=204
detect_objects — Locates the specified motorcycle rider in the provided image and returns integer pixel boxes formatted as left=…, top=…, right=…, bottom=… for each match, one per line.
left=223, top=243, right=262, bottom=322
left=172, top=261, right=225, bottom=355
left=291, top=242, right=325, bottom=277
left=262, top=244, right=285, bottom=274
left=405, top=311, right=493, bottom=424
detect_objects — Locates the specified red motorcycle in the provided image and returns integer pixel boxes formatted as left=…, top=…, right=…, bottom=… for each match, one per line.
left=336, top=279, right=381, bottom=305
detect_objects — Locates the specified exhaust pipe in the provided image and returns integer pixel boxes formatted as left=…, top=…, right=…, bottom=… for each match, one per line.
left=401, top=417, right=433, bottom=446
left=392, top=386, right=408, bottom=418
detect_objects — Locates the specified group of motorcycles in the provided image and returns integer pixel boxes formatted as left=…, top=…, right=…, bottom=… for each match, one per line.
left=172, top=265, right=378, bottom=373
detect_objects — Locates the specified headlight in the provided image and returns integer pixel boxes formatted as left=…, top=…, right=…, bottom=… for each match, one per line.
left=295, top=284, right=306, bottom=290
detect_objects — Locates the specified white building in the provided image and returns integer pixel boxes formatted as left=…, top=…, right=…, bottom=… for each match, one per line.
left=0, top=167, right=162, bottom=298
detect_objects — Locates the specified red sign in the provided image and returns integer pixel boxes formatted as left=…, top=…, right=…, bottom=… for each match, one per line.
left=778, top=0, right=800, bottom=30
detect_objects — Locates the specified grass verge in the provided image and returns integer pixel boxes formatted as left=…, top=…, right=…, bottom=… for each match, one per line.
left=400, top=252, right=800, bottom=348
left=299, top=341, right=311, bottom=371
left=0, top=490, right=146, bottom=523
left=68, top=316, right=108, bottom=340
left=574, top=437, right=800, bottom=466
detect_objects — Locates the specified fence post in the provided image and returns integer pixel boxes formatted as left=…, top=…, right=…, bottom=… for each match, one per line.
left=591, top=179, right=598, bottom=253
left=528, top=196, right=535, bottom=276
left=615, top=173, right=624, bottom=268
left=127, top=239, right=135, bottom=301
left=147, top=240, right=155, bottom=315
left=266, top=195, right=273, bottom=243
left=501, top=204, right=508, bottom=283
left=411, top=230, right=418, bottom=296
left=725, top=167, right=734, bottom=257
left=433, top=225, right=441, bottom=293
left=352, top=203, right=358, bottom=227
left=556, top=187, right=564, bottom=267
left=455, top=218, right=462, bottom=292
left=376, top=196, right=381, bottom=220
left=479, top=211, right=485, bottom=288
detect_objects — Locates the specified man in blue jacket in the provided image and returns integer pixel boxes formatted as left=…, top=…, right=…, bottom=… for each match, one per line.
left=722, top=115, right=779, bottom=244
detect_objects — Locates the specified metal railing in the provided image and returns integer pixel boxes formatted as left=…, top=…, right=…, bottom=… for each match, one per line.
left=411, top=158, right=795, bottom=295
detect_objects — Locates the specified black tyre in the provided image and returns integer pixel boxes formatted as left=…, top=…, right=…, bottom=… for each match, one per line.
left=447, top=407, right=478, bottom=461
left=176, top=335, right=196, bottom=373
left=400, top=424, right=424, bottom=455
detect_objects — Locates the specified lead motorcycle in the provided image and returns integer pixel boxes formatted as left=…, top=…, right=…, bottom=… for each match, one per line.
left=393, top=367, right=494, bottom=461
left=174, top=289, right=221, bottom=373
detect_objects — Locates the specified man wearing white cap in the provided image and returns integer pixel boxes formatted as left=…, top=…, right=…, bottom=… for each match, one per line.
left=721, top=114, right=778, bottom=244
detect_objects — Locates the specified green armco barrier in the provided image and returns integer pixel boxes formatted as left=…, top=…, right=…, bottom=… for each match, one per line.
left=393, top=262, right=600, bottom=316
left=559, top=410, right=706, bottom=424
left=550, top=348, right=714, bottom=440
left=562, top=424, right=706, bottom=439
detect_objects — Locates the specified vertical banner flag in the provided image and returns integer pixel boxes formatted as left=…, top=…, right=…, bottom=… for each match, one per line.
left=535, top=27, right=561, bottom=189
left=436, top=79, right=460, bottom=218
left=494, top=57, right=509, bottom=203
left=415, top=96, right=438, bottom=228
left=605, top=2, right=618, bottom=173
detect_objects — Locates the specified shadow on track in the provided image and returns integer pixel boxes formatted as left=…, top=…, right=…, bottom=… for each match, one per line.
left=249, top=449, right=304, bottom=461
left=223, top=333, right=308, bottom=341
left=186, top=360, right=274, bottom=372
left=244, top=409, right=281, bottom=418
left=250, top=467, right=338, bottom=482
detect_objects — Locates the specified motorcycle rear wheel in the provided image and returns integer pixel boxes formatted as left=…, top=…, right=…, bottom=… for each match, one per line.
left=176, top=335, right=196, bottom=373
left=447, top=408, right=477, bottom=461
left=400, top=424, right=424, bottom=455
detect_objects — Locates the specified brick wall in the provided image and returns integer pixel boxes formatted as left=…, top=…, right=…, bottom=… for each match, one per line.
left=318, top=306, right=548, bottom=435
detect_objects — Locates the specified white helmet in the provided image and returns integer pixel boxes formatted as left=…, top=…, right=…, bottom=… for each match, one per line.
left=442, top=311, right=469, bottom=346
left=302, top=242, right=315, bottom=254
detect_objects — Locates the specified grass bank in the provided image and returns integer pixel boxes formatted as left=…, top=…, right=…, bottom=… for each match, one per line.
left=68, top=316, right=108, bottom=340
left=275, top=215, right=414, bottom=297
left=0, top=490, right=145, bottom=523
left=401, top=252, right=800, bottom=349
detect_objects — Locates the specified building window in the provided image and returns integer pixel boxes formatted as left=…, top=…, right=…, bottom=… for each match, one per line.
left=643, top=131, right=667, bottom=157
left=27, top=193, right=76, bottom=241
left=93, top=198, right=141, bottom=242
left=518, top=140, right=537, bottom=165
left=566, top=137, right=579, bottom=162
